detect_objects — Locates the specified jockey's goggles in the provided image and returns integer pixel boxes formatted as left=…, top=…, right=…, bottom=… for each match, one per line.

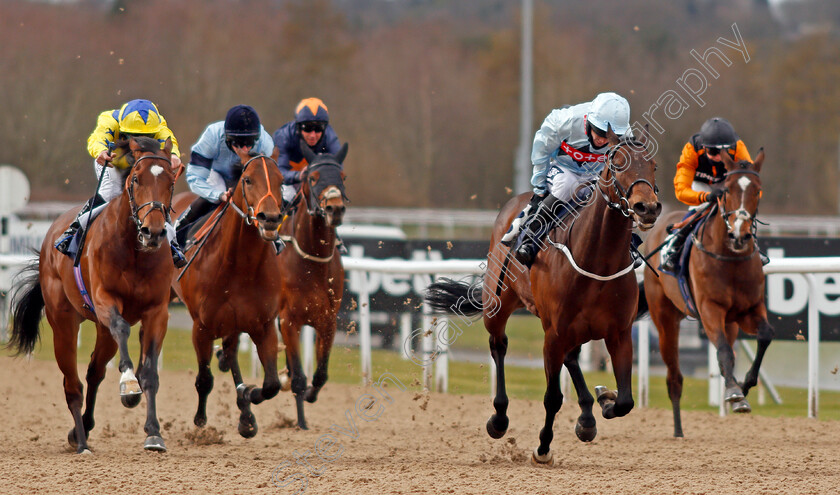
left=300, top=122, right=326, bottom=133
left=229, top=135, right=257, bottom=148
left=704, top=145, right=731, bottom=156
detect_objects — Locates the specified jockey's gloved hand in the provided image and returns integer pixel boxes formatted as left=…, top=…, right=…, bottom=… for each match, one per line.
left=705, top=188, right=725, bottom=203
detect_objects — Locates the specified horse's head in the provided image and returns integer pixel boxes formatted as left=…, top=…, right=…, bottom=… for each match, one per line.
left=126, top=137, right=176, bottom=251
left=716, top=148, right=764, bottom=253
left=300, top=141, right=348, bottom=227
left=600, top=126, right=662, bottom=230
left=232, top=147, right=285, bottom=241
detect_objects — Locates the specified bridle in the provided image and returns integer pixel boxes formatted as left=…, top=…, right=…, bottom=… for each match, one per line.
left=302, top=161, right=346, bottom=217
left=598, top=140, right=658, bottom=217
left=229, top=155, right=283, bottom=225
left=127, top=154, right=174, bottom=236
left=693, top=168, right=761, bottom=261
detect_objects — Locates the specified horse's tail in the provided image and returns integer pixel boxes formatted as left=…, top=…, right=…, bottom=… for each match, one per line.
left=424, top=277, right=484, bottom=317
left=7, top=256, right=44, bottom=356
left=636, top=280, right=649, bottom=320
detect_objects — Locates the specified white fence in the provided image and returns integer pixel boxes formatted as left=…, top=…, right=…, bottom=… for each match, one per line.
left=3, top=253, right=840, bottom=418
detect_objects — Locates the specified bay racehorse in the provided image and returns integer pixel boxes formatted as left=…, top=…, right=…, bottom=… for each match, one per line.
left=171, top=148, right=286, bottom=438
left=426, top=128, right=660, bottom=464
left=276, top=142, right=348, bottom=429
left=642, top=149, right=770, bottom=437
left=8, top=137, right=177, bottom=453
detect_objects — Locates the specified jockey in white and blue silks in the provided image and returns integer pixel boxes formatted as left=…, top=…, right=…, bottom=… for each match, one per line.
left=174, top=105, right=281, bottom=251
left=503, top=92, right=632, bottom=268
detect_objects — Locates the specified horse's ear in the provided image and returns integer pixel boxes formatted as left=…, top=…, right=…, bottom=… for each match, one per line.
left=162, top=137, right=173, bottom=156
left=721, top=148, right=736, bottom=172
left=271, top=145, right=280, bottom=163
left=335, top=142, right=349, bottom=164
left=300, top=138, right=317, bottom=164
left=753, top=147, right=765, bottom=173
left=606, top=124, right=620, bottom=147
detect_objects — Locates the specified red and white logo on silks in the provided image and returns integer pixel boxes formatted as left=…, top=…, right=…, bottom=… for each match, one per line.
left=560, top=141, right=605, bottom=163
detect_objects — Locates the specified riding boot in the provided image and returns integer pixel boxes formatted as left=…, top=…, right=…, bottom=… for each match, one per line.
left=759, top=249, right=770, bottom=266
left=501, top=193, right=544, bottom=247
left=166, top=222, right=188, bottom=268
left=659, top=227, right=690, bottom=273
left=513, top=195, right=566, bottom=268
left=55, top=194, right=105, bottom=256
left=174, top=197, right=216, bottom=248
left=336, top=234, right=348, bottom=255
left=273, top=238, right=286, bottom=255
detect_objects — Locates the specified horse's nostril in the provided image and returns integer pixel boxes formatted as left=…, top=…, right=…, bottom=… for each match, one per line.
left=256, top=212, right=266, bottom=221
left=140, top=227, right=151, bottom=237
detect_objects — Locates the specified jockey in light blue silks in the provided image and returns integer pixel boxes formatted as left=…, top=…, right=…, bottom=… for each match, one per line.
left=502, top=92, right=635, bottom=268
left=174, top=104, right=284, bottom=253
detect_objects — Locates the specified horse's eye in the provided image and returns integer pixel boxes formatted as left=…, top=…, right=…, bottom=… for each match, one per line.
left=243, top=176, right=251, bottom=185
left=132, top=175, right=139, bottom=184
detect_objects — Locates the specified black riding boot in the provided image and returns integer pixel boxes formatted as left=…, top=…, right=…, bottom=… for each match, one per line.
left=659, top=227, right=690, bottom=273
left=55, top=194, right=105, bottom=256
left=513, top=195, right=567, bottom=268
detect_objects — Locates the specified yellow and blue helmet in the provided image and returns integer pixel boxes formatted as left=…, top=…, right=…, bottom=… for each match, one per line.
left=294, top=97, right=329, bottom=124
left=117, top=99, right=164, bottom=135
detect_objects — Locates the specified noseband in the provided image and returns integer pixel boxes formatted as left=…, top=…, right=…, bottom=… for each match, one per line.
left=229, top=155, right=282, bottom=226
left=128, top=154, right=174, bottom=236
left=599, top=141, right=658, bottom=217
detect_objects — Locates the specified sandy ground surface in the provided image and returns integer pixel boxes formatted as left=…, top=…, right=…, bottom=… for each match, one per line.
left=1, top=354, right=838, bottom=495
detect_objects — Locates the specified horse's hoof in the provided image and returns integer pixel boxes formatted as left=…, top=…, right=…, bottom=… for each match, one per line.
left=732, top=399, right=752, bottom=414
left=121, top=393, right=142, bottom=409
left=297, top=419, right=309, bottom=431
left=143, top=435, right=167, bottom=452
left=215, top=347, right=230, bottom=372
left=279, top=369, right=291, bottom=392
left=304, top=386, right=319, bottom=403
left=80, top=449, right=92, bottom=455
left=236, top=383, right=255, bottom=409
left=575, top=422, right=597, bottom=442
left=724, top=386, right=745, bottom=403
left=486, top=415, right=508, bottom=439
left=193, top=413, right=207, bottom=428
left=595, top=386, right=618, bottom=403
left=531, top=447, right=554, bottom=465
left=238, top=412, right=258, bottom=439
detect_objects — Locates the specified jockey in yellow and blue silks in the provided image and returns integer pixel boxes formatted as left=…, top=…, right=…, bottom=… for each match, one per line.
left=55, top=99, right=187, bottom=267
left=502, top=92, right=635, bottom=268
left=272, top=98, right=341, bottom=204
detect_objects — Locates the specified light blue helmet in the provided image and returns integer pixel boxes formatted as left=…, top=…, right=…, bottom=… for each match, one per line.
left=588, top=92, right=630, bottom=136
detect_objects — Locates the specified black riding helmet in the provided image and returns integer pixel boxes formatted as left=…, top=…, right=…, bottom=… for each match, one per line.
left=224, top=104, right=261, bottom=150
left=700, top=117, right=738, bottom=149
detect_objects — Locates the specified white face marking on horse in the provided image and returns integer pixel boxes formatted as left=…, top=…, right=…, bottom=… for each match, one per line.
left=150, top=165, right=165, bottom=177
left=738, top=176, right=751, bottom=192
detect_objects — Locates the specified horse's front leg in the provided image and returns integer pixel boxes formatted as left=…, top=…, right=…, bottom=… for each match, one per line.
left=563, top=346, right=597, bottom=442
left=740, top=311, right=775, bottom=397
left=136, top=305, right=169, bottom=452
left=279, top=316, right=309, bottom=430
left=79, top=324, right=119, bottom=443
left=305, top=319, right=336, bottom=403
left=244, top=322, right=281, bottom=406
left=217, top=334, right=259, bottom=438
left=101, top=306, right=143, bottom=409
left=192, top=322, right=214, bottom=427
left=600, top=325, right=635, bottom=419
left=700, top=300, right=743, bottom=405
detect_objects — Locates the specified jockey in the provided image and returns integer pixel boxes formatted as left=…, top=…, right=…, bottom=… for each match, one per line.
left=174, top=104, right=284, bottom=253
left=55, top=99, right=186, bottom=267
left=503, top=92, right=633, bottom=268
left=272, top=97, right=341, bottom=204
left=659, top=117, right=756, bottom=273
left=272, top=97, right=346, bottom=254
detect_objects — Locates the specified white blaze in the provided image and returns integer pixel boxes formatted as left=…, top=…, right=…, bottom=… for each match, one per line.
left=150, top=165, right=165, bottom=177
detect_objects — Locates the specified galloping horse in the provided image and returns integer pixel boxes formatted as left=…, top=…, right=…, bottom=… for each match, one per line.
left=171, top=148, right=286, bottom=438
left=8, top=137, right=177, bottom=453
left=276, top=142, right=348, bottom=430
left=426, top=129, right=660, bottom=464
left=643, top=149, right=770, bottom=437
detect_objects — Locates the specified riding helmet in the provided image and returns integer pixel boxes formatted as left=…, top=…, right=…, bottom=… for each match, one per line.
left=587, top=92, right=631, bottom=136
left=224, top=105, right=261, bottom=137
left=294, top=98, right=330, bottom=124
left=700, top=117, right=738, bottom=149
left=118, top=99, right=164, bottom=135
